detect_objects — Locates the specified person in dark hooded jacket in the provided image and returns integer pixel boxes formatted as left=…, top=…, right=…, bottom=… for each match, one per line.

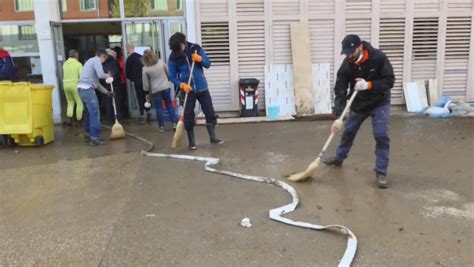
left=323, top=34, right=395, bottom=189
left=0, top=47, right=18, bottom=82
left=101, top=49, right=122, bottom=124
left=168, top=32, right=224, bottom=150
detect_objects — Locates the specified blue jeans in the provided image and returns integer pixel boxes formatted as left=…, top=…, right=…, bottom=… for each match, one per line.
left=153, top=89, right=176, bottom=127
left=78, top=88, right=101, bottom=141
left=335, top=104, right=390, bottom=175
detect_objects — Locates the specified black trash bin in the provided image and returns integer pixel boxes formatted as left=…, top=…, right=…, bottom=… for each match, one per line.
left=239, top=78, right=260, bottom=117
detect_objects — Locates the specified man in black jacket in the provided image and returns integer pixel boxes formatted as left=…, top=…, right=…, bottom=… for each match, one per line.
left=324, top=34, right=395, bottom=189
left=102, top=49, right=122, bottom=124
left=125, top=42, right=148, bottom=123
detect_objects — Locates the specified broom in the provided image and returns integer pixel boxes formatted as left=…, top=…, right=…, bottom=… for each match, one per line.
left=286, top=90, right=359, bottom=182
left=109, top=81, right=126, bottom=140
left=171, top=55, right=196, bottom=149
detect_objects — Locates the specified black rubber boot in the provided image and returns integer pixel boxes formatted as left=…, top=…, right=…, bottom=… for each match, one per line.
left=206, top=124, right=224, bottom=145
left=376, top=172, right=389, bottom=189
left=187, top=129, right=197, bottom=150
left=322, top=156, right=343, bottom=167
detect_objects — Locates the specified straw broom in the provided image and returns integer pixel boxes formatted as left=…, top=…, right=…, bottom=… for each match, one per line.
left=109, top=81, right=126, bottom=140
left=286, top=91, right=359, bottom=182
left=172, top=56, right=196, bottom=149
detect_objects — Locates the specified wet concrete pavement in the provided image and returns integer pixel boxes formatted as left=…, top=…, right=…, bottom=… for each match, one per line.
left=1, top=116, right=473, bottom=266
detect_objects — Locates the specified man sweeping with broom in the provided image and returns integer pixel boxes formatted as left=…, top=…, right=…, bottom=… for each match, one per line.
left=324, top=34, right=395, bottom=188
left=287, top=35, right=394, bottom=189
left=77, top=49, right=115, bottom=146
left=168, top=32, right=224, bottom=150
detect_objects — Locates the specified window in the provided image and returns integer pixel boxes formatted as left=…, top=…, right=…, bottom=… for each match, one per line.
left=15, top=0, right=34, bottom=12
left=18, top=25, right=37, bottom=40
left=61, top=0, right=67, bottom=12
left=0, top=25, right=39, bottom=53
left=151, top=0, right=168, bottom=10
left=176, top=0, right=183, bottom=11
left=80, top=0, right=98, bottom=11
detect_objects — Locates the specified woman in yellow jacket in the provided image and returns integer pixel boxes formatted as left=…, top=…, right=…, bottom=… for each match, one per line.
left=62, top=50, right=83, bottom=125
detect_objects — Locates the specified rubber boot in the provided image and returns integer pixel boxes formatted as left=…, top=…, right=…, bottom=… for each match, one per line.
left=206, top=124, right=224, bottom=145
left=187, top=128, right=197, bottom=150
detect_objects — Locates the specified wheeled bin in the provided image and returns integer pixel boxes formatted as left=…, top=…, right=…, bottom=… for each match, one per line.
left=0, top=82, right=54, bottom=146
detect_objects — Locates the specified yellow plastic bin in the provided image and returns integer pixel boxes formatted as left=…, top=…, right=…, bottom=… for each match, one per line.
left=0, top=82, right=54, bottom=146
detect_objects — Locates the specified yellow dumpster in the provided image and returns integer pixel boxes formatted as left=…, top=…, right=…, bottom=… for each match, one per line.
left=0, top=82, right=54, bottom=146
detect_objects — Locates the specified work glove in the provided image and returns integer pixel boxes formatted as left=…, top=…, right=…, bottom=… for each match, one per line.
left=354, top=78, right=370, bottom=91
left=331, top=119, right=343, bottom=134
left=192, top=51, right=202, bottom=63
left=180, top=82, right=193, bottom=94
left=106, top=77, right=114, bottom=84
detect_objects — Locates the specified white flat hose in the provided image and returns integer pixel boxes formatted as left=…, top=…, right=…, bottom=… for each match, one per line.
left=141, top=151, right=358, bottom=267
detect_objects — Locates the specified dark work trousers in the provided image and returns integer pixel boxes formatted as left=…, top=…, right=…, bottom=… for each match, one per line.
left=184, top=90, right=217, bottom=131
left=103, top=82, right=123, bottom=123
left=134, top=80, right=146, bottom=116
left=335, top=104, right=390, bottom=175
left=115, top=83, right=128, bottom=119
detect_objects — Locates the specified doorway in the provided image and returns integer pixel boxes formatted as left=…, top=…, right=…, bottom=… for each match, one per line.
left=122, top=19, right=186, bottom=118
left=55, top=19, right=186, bottom=120
left=62, top=22, right=122, bottom=63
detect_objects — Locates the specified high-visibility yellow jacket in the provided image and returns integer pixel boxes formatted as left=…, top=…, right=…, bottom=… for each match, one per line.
left=63, top=58, right=83, bottom=85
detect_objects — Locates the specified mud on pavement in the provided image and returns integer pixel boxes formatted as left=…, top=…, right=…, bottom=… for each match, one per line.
left=0, top=116, right=473, bottom=266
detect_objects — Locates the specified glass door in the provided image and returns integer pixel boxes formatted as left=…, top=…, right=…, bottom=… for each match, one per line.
left=51, top=22, right=67, bottom=118
left=123, top=21, right=163, bottom=59
left=123, top=21, right=164, bottom=117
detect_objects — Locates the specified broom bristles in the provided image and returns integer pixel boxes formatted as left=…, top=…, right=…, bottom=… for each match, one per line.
left=171, top=120, right=185, bottom=149
left=110, top=122, right=126, bottom=140
left=285, top=157, right=320, bottom=182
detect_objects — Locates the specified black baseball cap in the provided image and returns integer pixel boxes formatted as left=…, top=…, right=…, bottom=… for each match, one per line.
left=341, top=34, right=361, bottom=55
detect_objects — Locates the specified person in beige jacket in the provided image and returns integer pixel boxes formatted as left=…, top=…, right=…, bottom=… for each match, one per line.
left=142, top=50, right=177, bottom=133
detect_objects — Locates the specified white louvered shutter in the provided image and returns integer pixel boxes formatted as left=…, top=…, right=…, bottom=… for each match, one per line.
left=443, top=16, right=472, bottom=100
left=411, top=17, right=439, bottom=81
left=345, top=0, right=372, bottom=13
left=379, top=18, right=405, bottom=104
left=271, top=0, right=299, bottom=64
left=236, top=0, right=266, bottom=110
left=447, top=0, right=472, bottom=12
left=309, top=19, right=335, bottom=91
left=308, top=0, right=336, bottom=89
left=414, top=0, right=440, bottom=13
left=272, top=21, right=298, bottom=65
left=198, top=0, right=231, bottom=111
left=236, top=0, right=264, bottom=16
left=380, top=0, right=405, bottom=15
left=272, top=0, right=300, bottom=16
left=345, top=19, right=372, bottom=42
left=200, top=22, right=231, bottom=110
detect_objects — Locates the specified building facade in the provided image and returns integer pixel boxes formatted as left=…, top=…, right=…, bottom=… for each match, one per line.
left=0, top=0, right=473, bottom=122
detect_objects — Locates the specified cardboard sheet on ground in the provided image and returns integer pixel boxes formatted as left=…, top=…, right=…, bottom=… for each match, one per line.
left=404, top=81, right=428, bottom=112
left=290, top=22, right=314, bottom=115
left=428, top=79, right=438, bottom=106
